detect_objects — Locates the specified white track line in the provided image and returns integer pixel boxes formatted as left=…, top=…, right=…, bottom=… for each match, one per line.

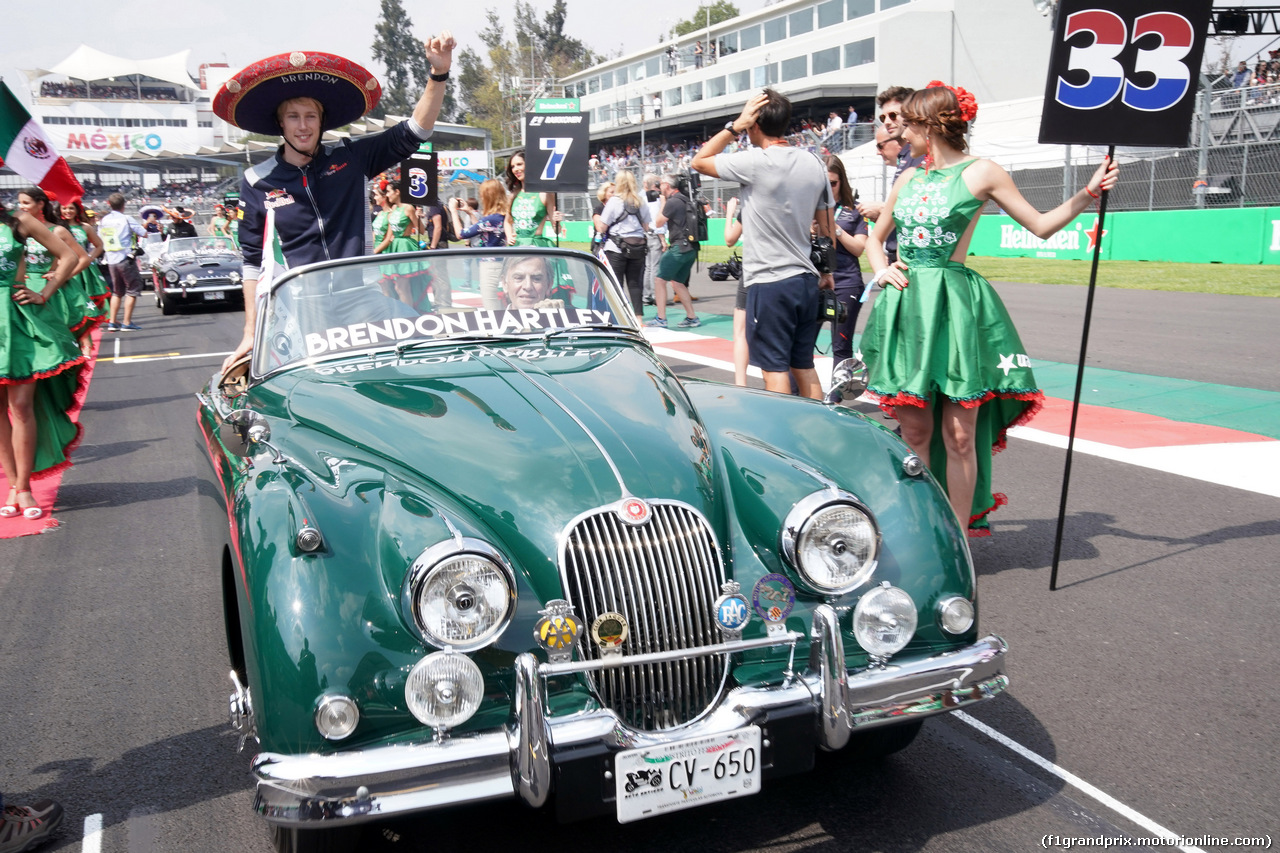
left=955, top=711, right=1207, bottom=852
left=83, top=812, right=103, bottom=853
left=108, top=350, right=234, bottom=364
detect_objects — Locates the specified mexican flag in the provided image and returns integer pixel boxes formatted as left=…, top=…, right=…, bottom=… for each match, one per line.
left=0, top=81, right=83, bottom=202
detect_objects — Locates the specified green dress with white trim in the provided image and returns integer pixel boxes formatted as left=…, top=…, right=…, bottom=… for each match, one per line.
left=860, top=159, right=1044, bottom=534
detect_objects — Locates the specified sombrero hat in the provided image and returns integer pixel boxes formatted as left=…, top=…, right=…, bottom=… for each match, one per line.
left=213, top=51, right=382, bottom=136
left=139, top=205, right=164, bottom=220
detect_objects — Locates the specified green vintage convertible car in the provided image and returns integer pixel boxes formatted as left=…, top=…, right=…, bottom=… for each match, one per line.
left=196, top=247, right=1008, bottom=852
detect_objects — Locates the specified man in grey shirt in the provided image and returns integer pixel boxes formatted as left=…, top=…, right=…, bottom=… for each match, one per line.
left=691, top=88, right=835, bottom=398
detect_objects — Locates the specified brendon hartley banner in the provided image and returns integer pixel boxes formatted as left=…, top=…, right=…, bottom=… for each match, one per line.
left=1039, top=0, right=1212, bottom=147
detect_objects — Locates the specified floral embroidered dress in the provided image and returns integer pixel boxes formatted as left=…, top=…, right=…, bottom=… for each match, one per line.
left=0, top=222, right=86, bottom=478
left=860, top=159, right=1043, bottom=534
left=25, top=233, right=95, bottom=335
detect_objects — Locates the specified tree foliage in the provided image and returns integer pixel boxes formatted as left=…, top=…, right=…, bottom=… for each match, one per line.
left=370, top=0, right=456, bottom=120
left=454, top=3, right=600, bottom=147
left=673, top=1, right=740, bottom=38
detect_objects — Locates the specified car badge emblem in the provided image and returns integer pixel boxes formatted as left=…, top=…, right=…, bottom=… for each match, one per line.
left=617, top=497, right=651, bottom=526
left=712, top=580, right=751, bottom=638
left=590, top=611, right=629, bottom=658
left=534, top=599, right=583, bottom=664
left=752, top=573, right=796, bottom=638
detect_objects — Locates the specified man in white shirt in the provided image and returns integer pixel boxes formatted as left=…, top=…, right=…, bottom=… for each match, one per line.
left=97, top=193, right=149, bottom=331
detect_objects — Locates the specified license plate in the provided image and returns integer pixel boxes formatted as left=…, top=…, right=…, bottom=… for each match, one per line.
left=615, top=726, right=761, bottom=823
left=203, top=291, right=226, bottom=301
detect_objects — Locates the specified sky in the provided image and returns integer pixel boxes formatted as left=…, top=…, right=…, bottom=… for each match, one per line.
left=5, top=0, right=1279, bottom=104
left=2, top=0, right=759, bottom=103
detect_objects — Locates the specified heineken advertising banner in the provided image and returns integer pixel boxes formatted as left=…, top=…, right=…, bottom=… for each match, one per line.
left=965, top=207, right=1280, bottom=265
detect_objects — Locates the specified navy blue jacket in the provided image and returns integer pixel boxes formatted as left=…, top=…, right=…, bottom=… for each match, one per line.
left=238, top=120, right=426, bottom=278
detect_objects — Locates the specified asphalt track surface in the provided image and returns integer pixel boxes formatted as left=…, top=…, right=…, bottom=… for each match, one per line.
left=1, top=270, right=1276, bottom=853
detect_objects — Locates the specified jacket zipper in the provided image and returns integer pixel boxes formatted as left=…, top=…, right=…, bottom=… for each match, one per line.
left=300, top=168, right=331, bottom=260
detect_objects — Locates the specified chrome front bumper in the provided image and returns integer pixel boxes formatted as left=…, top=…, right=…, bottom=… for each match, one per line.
left=252, top=605, right=1008, bottom=827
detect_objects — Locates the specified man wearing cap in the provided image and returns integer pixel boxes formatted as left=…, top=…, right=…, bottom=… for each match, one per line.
left=215, top=34, right=456, bottom=368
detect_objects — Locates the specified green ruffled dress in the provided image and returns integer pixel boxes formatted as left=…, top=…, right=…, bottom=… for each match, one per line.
left=0, top=222, right=87, bottom=479
left=68, top=223, right=110, bottom=321
left=860, top=159, right=1043, bottom=535
left=380, top=207, right=432, bottom=312
left=25, top=231, right=96, bottom=335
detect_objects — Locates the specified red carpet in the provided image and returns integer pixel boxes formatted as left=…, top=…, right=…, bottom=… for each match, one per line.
left=0, top=327, right=100, bottom=539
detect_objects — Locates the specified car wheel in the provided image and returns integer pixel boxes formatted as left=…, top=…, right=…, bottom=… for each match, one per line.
left=158, top=288, right=177, bottom=316
left=269, top=825, right=361, bottom=853
left=844, top=720, right=923, bottom=760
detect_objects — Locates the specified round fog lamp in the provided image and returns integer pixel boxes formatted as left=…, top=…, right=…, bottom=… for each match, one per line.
left=315, top=694, right=360, bottom=740
left=406, top=652, right=483, bottom=729
left=853, top=583, right=917, bottom=658
left=938, top=596, right=975, bottom=634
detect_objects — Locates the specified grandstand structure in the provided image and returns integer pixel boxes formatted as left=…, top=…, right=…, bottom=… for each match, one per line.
left=4, top=45, right=489, bottom=194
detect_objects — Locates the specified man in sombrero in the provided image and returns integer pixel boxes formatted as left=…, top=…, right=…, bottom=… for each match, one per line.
left=213, top=32, right=456, bottom=369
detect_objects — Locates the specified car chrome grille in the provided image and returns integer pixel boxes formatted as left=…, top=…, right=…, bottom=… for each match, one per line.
left=561, top=501, right=728, bottom=730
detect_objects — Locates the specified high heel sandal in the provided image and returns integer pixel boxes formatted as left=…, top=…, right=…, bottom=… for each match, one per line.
left=16, top=490, right=43, bottom=520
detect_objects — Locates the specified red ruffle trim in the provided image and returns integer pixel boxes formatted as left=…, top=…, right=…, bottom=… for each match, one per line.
left=968, top=491, right=1008, bottom=529
left=0, top=354, right=89, bottom=386
left=30, top=421, right=84, bottom=482
left=871, top=388, right=1045, bottom=456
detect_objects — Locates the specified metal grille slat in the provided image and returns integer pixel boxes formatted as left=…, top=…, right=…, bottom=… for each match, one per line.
left=561, top=501, right=727, bottom=730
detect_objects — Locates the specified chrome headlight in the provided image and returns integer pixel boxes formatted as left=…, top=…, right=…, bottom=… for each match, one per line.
left=402, top=539, right=516, bottom=652
left=164, top=270, right=179, bottom=283
left=184, top=273, right=198, bottom=285
left=853, top=583, right=917, bottom=658
left=781, top=491, right=880, bottom=595
left=314, top=694, right=360, bottom=740
left=938, top=596, right=975, bottom=634
left=229, top=271, right=242, bottom=283
left=405, top=651, right=483, bottom=729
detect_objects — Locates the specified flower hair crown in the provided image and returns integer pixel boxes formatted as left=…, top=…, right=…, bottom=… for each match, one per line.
left=925, top=80, right=978, bottom=123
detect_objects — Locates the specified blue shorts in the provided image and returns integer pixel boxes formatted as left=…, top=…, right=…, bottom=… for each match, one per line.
left=745, top=273, right=820, bottom=373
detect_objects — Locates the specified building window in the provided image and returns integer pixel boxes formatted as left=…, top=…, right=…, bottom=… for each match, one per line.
left=665, top=88, right=682, bottom=108
left=812, top=46, right=841, bottom=74
left=790, top=8, right=814, bottom=36
left=632, top=61, right=645, bottom=81
left=753, top=64, right=778, bottom=88
left=706, top=76, right=726, bottom=98
left=845, top=38, right=875, bottom=67
left=848, top=0, right=874, bottom=18
left=616, top=67, right=628, bottom=85
left=881, top=0, right=911, bottom=8
left=199, top=121, right=212, bottom=128
left=684, top=81, right=703, bottom=103
left=588, top=77, right=600, bottom=94
left=720, top=32, right=738, bottom=55
left=763, top=16, right=787, bottom=43
left=781, top=56, right=807, bottom=81
left=740, top=24, right=761, bottom=50
left=727, top=70, right=751, bottom=94
left=600, top=71, right=613, bottom=90
left=818, top=0, right=844, bottom=27
left=646, top=56, right=661, bottom=78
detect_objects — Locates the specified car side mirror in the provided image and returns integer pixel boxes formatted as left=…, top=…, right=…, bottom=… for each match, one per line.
left=219, top=409, right=277, bottom=459
left=824, top=358, right=869, bottom=407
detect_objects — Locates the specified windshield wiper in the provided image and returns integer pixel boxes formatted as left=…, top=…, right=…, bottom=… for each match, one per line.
left=394, top=333, right=530, bottom=357
left=541, top=324, right=634, bottom=345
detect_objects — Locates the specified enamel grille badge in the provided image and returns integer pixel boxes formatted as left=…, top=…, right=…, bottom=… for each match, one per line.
left=712, top=581, right=751, bottom=638
left=590, top=611, right=629, bottom=658
left=534, top=599, right=582, bottom=663
left=752, top=574, right=796, bottom=638
left=617, top=497, right=651, bottom=526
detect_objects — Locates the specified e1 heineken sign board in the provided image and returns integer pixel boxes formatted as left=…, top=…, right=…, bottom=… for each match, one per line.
left=534, top=98, right=581, bottom=113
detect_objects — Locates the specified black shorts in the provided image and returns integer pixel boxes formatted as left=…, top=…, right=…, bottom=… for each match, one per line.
left=108, top=260, right=143, bottom=298
left=744, top=273, right=820, bottom=373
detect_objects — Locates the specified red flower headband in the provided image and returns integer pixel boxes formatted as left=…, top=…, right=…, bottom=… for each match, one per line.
left=926, top=80, right=978, bottom=123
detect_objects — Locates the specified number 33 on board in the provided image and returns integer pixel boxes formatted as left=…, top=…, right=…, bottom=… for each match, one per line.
left=1056, top=9, right=1193, bottom=112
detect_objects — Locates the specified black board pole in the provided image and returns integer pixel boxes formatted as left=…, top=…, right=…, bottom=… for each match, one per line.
left=1049, top=144, right=1115, bottom=591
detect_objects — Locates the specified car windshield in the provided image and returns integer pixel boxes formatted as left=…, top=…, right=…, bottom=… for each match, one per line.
left=168, top=237, right=238, bottom=256
left=254, top=248, right=637, bottom=374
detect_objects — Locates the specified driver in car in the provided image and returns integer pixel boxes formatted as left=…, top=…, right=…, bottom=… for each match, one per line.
left=501, top=256, right=564, bottom=310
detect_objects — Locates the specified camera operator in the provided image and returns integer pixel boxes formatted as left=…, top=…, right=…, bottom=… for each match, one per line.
left=691, top=89, right=835, bottom=399
left=825, top=156, right=868, bottom=374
